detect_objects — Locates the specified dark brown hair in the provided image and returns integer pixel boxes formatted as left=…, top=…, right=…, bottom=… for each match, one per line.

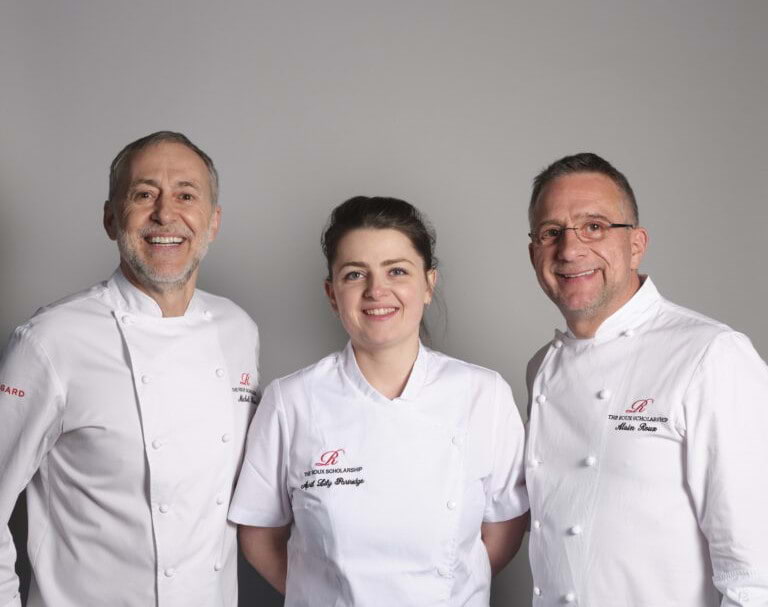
left=321, top=196, right=437, bottom=279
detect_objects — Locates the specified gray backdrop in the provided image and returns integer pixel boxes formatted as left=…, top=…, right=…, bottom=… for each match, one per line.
left=2, top=1, right=766, bottom=605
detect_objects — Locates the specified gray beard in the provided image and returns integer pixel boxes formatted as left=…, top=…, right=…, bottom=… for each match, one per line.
left=116, top=230, right=209, bottom=294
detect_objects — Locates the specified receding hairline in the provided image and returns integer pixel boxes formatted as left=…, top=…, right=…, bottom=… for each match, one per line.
left=529, top=170, right=637, bottom=228
left=108, top=132, right=219, bottom=206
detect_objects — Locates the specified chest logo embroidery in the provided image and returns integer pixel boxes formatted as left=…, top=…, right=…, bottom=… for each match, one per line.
left=0, top=383, right=25, bottom=398
left=300, top=449, right=365, bottom=490
left=315, top=449, right=345, bottom=466
left=608, top=397, right=668, bottom=433
left=232, top=371, right=259, bottom=404
left=625, top=398, right=654, bottom=413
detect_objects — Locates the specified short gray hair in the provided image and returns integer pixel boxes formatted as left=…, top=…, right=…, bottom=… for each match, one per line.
left=108, top=131, right=219, bottom=205
left=529, top=152, right=638, bottom=226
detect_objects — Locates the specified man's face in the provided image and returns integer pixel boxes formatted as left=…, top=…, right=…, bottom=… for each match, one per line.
left=104, top=142, right=221, bottom=292
left=529, top=172, right=648, bottom=334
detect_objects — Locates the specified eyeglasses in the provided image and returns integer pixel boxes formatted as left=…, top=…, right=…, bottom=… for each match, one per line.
left=529, top=220, right=634, bottom=246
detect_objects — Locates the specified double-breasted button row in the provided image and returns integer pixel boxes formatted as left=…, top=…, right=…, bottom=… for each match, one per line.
left=535, top=387, right=612, bottom=404
left=532, top=587, right=576, bottom=602
left=530, top=454, right=597, bottom=469
left=162, top=562, right=223, bottom=578
left=141, top=367, right=226, bottom=385
left=531, top=520, right=583, bottom=536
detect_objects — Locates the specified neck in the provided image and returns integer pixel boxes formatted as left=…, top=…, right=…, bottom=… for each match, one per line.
left=119, top=261, right=197, bottom=317
left=352, top=339, right=420, bottom=400
left=566, top=273, right=643, bottom=338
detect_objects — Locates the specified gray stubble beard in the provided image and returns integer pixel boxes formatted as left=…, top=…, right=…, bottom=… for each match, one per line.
left=116, top=227, right=210, bottom=294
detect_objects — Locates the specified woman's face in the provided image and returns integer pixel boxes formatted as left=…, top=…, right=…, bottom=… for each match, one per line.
left=325, top=228, right=436, bottom=355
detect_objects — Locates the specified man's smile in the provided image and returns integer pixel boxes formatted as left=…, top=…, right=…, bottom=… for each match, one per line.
left=556, top=269, right=598, bottom=280
left=145, top=235, right=185, bottom=245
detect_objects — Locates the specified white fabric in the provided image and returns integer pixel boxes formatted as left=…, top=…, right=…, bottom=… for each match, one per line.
left=526, top=277, right=768, bottom=607
left=229, top=342, right=528, bottom=607
left=0, top=269, right=259, bottom=607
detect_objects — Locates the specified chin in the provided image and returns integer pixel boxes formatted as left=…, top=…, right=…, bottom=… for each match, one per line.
left=132, top=262, right=198, bottom=292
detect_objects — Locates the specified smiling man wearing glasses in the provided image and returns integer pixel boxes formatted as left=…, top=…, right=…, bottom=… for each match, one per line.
left=524, top=153, right=768, bottom=607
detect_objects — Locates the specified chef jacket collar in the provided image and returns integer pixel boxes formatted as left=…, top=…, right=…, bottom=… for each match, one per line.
left=558, top=275, right=661, bottom=344
left=108, top=268, right=206, bottom=319
left=341, top=340, right=429, bottom=405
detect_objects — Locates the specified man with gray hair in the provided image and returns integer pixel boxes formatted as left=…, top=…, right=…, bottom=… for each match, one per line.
left=0, top=131, right=259, bottom=606
left=525, top=152, right=768, bottom=606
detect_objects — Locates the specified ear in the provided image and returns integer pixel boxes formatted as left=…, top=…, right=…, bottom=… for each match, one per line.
left=529, top=242, right=535, bottom=267
left=629, top=227, right=649, bottom=270
left=208, top=205, right=222, bottom=242
left=103, top=200, right=118, bottom=241
left=424, top=269, right=437, bottom=305
left=324, top=279, right=339, bottom=314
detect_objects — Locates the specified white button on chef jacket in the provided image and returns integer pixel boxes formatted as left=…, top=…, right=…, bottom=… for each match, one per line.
left=0, top=270, right=260, bottom=607
left=525, top=277, right=768, bottom=606
left=230, top=341, right=529, bottom=607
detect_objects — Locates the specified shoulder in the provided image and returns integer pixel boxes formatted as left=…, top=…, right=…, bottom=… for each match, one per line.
left=278, top=351, right=340, bottom=387
left=657, top=297, right=731, bottom=335
left=425, top=348, right=507, bottom=389
left=17, top=281, right=112, bottom=343
left=265, top=351, right=341, bottom=403
left=1, top=282, right=111, bottom=378
left=652, top=296, right=738, bottom=354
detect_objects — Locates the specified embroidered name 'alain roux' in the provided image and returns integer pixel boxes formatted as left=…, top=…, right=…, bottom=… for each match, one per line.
left=609, top=398, right=668, bottom=432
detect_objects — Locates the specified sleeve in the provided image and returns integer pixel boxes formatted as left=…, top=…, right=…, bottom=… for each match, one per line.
left=228, top=379, right=292, bottom=527
left=483, top=373, right=530, bottom=522
left=0, top=327, right=65, bottom=607
left=683, top=331, right=768, bottom=607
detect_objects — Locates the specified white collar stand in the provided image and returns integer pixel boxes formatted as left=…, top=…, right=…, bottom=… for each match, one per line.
left=340, top=340, right=430, bottom=405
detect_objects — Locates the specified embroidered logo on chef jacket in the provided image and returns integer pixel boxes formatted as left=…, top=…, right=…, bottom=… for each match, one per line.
left=300, top=449, right=366, bottom=490
left=608, top=397, right=669, bottom=433
left=316, top=449, right=345, bottom=466
left=625, top=398, right=654, bottom=413
left=0, top=382, right=25, bottom=398
left=232, top=370, right=259, bottom=404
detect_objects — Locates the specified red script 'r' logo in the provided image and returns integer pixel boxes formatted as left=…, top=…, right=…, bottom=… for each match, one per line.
left=625, top=398, right=654, bottom=413
left=240, top=373, right=251, bottom=386
left=315, top=449, right=345, bottom=466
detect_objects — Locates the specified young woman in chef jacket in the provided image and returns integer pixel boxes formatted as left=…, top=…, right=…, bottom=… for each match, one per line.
left=229, top=196, right=529, bottom=606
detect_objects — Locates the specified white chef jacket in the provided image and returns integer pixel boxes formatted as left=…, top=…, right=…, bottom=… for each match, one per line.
left=526, top=276, right=768, bottom=607
left=0, top=269, right=259, bottom=607
left=229, top=341, right=528, bottom=607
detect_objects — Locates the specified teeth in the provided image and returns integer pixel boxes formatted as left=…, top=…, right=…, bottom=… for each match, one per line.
left=364, top=307, right=396, bottom=316
left=148, top=236, right=184, bottom=244
left=562, top=269, right=596, bottom=278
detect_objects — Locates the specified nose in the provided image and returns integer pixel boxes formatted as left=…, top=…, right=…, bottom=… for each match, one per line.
left=364, top=273, right=388, bottom=299
left=150, top=192, right=176, bottom=224
left=556, top=227, right=588, bottom=261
